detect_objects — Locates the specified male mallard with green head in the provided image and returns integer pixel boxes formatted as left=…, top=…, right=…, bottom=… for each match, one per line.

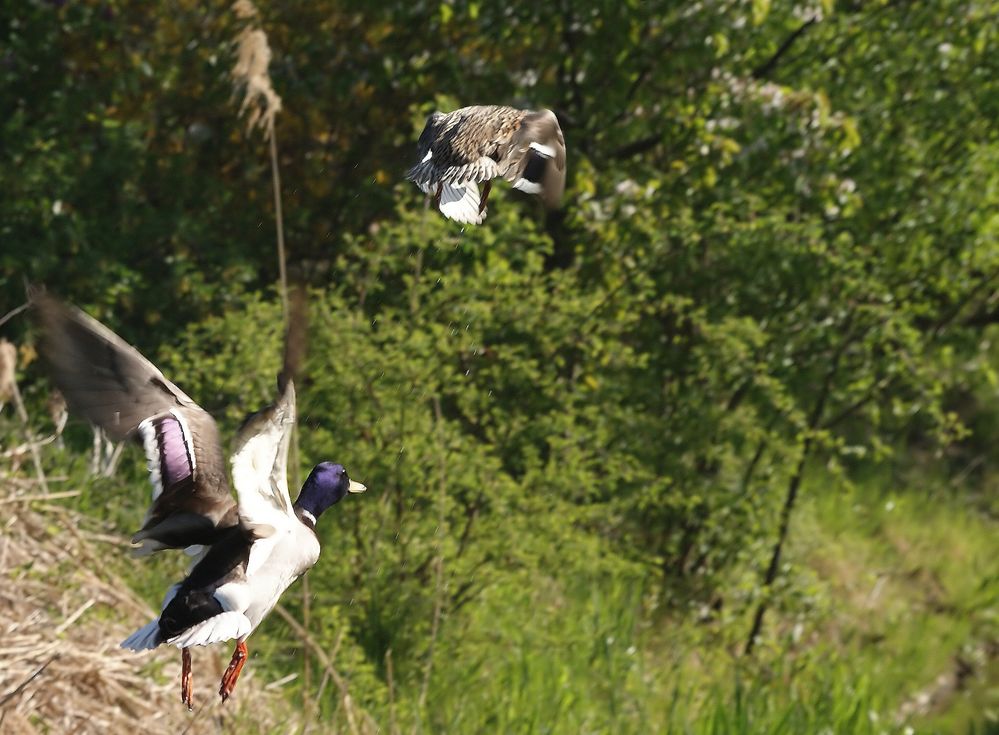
left=32, top=292, right=366, bottom=708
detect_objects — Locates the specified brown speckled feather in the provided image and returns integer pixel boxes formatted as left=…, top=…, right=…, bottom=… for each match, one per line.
left=406, top=105, right=567, bottom=224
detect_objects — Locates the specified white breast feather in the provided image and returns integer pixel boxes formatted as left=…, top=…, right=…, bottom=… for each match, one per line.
left=236, top=524, right=321, bottom=630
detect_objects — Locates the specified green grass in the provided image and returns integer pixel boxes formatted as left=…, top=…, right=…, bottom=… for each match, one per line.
left=417, top=571, right=897, bottom=734
left=407, top=477, right=998, bottom=734
left=801, top=481, right=999, bottom=734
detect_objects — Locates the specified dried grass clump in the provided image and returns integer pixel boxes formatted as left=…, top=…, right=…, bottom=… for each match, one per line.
left=232, top=0, right=282, bottom=138
left=0, top=483, right=298, bottom=734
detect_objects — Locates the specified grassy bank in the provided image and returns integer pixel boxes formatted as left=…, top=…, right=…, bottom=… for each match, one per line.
left=400, top=479, right=997, bottom=734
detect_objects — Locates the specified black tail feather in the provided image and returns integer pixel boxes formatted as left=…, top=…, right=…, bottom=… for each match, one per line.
left=159, top=589, right=224, bottom=641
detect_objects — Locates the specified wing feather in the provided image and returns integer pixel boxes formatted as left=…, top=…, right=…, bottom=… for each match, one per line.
left=229, top=288, right=308, bottom=562
left=503, top=109, right=567, bottom=207
left=32, top=292, right=204, bottom=437
left=438, top=182, right=486, bottom=224
left=32, top=292, right=235, bottom=552
left=230, top=379, right=297, bottom=535
left=165, top=611, right=252, bottom=648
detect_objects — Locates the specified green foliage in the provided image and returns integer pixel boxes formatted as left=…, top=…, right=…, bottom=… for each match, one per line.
left=3, top=0, right=999, bottom=731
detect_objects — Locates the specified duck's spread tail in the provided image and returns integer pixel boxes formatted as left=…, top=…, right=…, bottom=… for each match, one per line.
left=121, top=620, right=161, bottom=651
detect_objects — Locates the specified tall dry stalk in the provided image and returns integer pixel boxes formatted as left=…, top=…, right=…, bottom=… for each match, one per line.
left=230, top=0, right=312, bottom=715
left=231, top=0, right=289, bottom=320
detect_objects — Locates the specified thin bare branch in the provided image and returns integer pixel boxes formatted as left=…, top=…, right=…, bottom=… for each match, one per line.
left=751, top=17, right=818, bottom=80
left=0, top=303, right=28, bottom=331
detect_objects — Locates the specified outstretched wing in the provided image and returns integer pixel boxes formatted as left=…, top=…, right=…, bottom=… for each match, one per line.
left=230, top=378, right=296, bottom=537
left=503, top=109, right=566, bottom=208
left=32, top=292, right=235, bottom=553
left=33, top=292, right=202, bottom=437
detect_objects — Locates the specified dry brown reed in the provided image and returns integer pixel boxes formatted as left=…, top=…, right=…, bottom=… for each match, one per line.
left=0, top=477, right=299, bottom=734
left=3, top=342, right=49, bottom=495
left=230, top=0, right=289, bottom=323
left=231, top=0, right=282, bottom=140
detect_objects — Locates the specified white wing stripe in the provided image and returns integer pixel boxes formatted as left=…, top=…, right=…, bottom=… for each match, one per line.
left=513, top=179, right=543, bottom=194
left=138, top=411, right=196, bottom=503
left=138, top=417, right=164, bottom=501
left=529, top=141, right=556, bottom=158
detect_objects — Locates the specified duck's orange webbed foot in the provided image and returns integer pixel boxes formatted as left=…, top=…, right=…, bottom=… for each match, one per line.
left=181, top=647, right=193, bottom=711
left=219, top=640, right=248, bottom=703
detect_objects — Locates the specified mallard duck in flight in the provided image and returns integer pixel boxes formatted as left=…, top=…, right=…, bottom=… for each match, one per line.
left=31, top=292, right=365, bottom=708
left=406, top=105, right=566, bottom=224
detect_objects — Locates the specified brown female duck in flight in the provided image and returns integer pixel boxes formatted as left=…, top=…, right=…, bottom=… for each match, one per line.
left=406, top=105, right=567, bottom=224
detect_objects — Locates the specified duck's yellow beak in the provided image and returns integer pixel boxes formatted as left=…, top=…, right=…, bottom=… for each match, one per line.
left=347, top=480, right=367, bottom=494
